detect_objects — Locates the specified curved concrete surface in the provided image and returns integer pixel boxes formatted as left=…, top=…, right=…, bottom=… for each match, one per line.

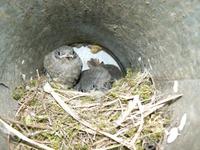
left=0, top=0, right=200, bottom=149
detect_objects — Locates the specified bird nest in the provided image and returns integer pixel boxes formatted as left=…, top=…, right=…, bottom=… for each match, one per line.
left=3, top=69, right=182, bottom=150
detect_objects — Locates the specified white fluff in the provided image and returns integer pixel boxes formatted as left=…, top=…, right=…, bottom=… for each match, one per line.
left=167, top=127, right=179, bottom=143
left=173, top=80, right=179, bottom=93
left=178, top=113, right=187, bottom=131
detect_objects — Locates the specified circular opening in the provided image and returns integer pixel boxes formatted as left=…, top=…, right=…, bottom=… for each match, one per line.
left=71, top=43, right=124, bottom=71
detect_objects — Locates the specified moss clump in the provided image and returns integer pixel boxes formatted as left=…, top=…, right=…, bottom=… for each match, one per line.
left=72, top=144, right=89, bottom=150
left=29, top=79, right=38, bottom=87
left=125, top=127, right=137, bottom=138
left=12, top=86, right=25, bottom=100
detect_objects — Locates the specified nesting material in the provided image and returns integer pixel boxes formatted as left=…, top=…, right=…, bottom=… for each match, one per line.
left=6, top=70, right=182, bottom=150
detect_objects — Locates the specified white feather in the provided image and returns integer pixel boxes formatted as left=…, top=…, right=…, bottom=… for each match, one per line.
left=167, top=127, right=179, bottom=143
left=173, top=80, right=178, bottom=93
left=178, top=113, right=187, bottom=131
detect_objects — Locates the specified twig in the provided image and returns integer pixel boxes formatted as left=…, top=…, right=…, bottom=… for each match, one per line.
left=36, top=69, right=40, bottom=80
left=99, top=108, right=125, bottom=112
left=153, top=94, right=182, bottom=106
left=102, top=99, right=119, bottom=107
left=130, top=96, right=144, bottom=147
left=0, top=118, right=53, bottom=150
left=67, top=95, right=89, bottom=102
left=0, top=117, right=50, bottom=130
left=114, top=96, right=138, bottom=127
left=141, top=94, right=182, bottom=117
left=72, top=103, right=100, bottom=108
left=15, top=92, right=37, bottom=117
left=55, top=89, right=90, bottom=96
left=43, top=82, right=134, bottom=150
left=143, top=104, right=165, bottom=117
left=130, top=71, right=149, bottom=91
left=27, top=130, right=48, bottom=137
left=118, top=95, right=135, bottom=100
left=93, top=138, right=108, bottom=146
left=114, top=128, right=129, bottom=136
left=118, top=99, right=124, bottom=114
left=124, top=94, right=182, bottom=125
left=95, top=144, right=121, bottom=150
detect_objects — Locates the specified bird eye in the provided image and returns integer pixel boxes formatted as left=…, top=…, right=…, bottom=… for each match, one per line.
left=57, top=51, right=61, bottom=56
left=92, top=85, right=97, bottom=89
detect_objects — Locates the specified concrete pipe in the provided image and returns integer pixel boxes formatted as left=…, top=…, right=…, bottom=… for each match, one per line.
left=0, top=0, right=199, bottom=149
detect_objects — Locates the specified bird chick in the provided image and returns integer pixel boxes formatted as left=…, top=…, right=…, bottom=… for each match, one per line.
left=75, top=58, right=122, bottom=92
left=44, top=45, right=82, bottom=88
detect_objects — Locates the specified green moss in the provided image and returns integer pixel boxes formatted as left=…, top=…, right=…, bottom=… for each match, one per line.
left=28, top=98, right=38, bottom=106
left=125, top=68, right=134, bottom=79
left=37, top=131, right=62, bottom=150
left=50, top=82, right=62, bottom=89
left=135, top=140, right=144, bottom=150
left=108, top=92, right=118, bottom=98
left=24, top=115, right=33, bottom=125
left=72, top=144, right=89, bottom=150
left=125, top=127, right=137, bottom=137
left=139, top=84, right=153, bottom=101
left=109, top=112, right=120, bottom=121
left=12, top=86, right=25, bottom=100
left=81, top=96, right=95, bottom=103
left=29, top=79, right=38, bottom=87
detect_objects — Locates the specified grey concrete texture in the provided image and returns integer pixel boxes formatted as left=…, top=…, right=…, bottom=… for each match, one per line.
left=0, top=0, right=199, bottom=149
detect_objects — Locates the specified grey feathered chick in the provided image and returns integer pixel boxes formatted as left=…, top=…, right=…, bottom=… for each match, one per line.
left=44, top=45, right=82, bottom=88
left=75, top=58, right=122, bottom=92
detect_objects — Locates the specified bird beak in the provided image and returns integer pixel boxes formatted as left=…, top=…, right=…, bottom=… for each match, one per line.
left=58, top=54, right=74, bottom=58
left=67, top=54, right=74, bottom=58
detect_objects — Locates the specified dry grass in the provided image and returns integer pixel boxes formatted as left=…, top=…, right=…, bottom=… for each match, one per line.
left=5, top=69, right=182, bottom=150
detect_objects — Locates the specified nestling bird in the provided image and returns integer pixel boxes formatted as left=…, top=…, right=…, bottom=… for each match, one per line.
left=43, top=45, right=82, bottom=88
left=75, top=58, right=122, bottom=92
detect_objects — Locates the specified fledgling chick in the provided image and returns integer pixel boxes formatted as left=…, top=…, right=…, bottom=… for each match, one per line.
left=43, top=45, right=82, bottom=88
left=75, top=58, right=122, bottom=92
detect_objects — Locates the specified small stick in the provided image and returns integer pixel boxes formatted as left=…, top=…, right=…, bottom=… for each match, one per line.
left=72, top=103, right=101, bottom=108
left=55, top=89, right=90, bottom=96
left=67, top=95, right=89, bottom=102
left=93, top=138, right=108, bottom=146
left=0, top=118, right=53, bottom=150
left=118, top=99, right=124, bottom=114
left=130, top=96, right=144, bottom=147
left=1, top=117, right=49, bottom=130
left=102, top=99, right=119, bottom=107
left=15, top=92, right=37, bottom=117
left=36, top=69, right=40, bottom=80
left=27, top=130, right=48, bottom=137
left=96, top=144, right=121, bottom=150
left=153, top=94, right=182, bottom=106
left=142, top=94, right=182, bottom=115
left=124, top=94, right=183, bottom=124
left=114, top=96, right=138, bottom=127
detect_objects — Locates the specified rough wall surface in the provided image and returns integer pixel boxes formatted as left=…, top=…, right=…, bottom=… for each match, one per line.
left=0, top=0, right=200, bottom=149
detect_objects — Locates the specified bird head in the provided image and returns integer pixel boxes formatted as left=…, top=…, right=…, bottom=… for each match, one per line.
left=87, top=58, right=104, bottom=69
left=54, top=46, right=76, bottom=59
